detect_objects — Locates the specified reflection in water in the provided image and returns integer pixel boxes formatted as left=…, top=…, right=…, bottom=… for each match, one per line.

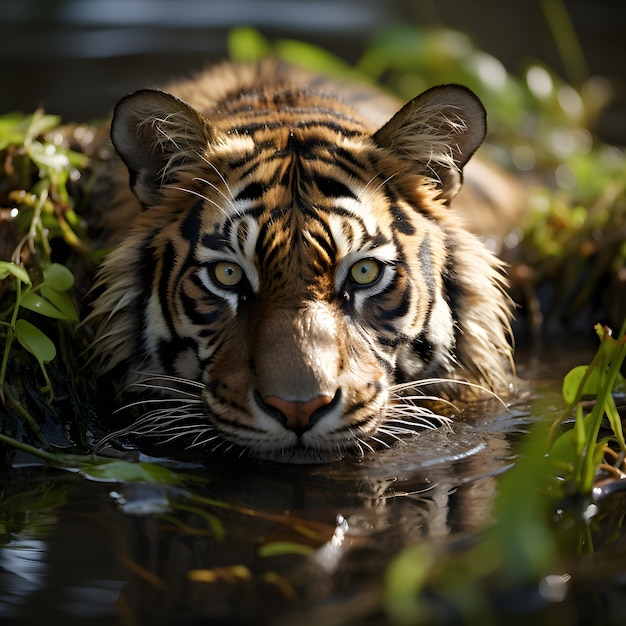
left=0, top=539, right=47, bottom=620
left=2, top=353, right=624, bottom=625
left=0, top=405, right=519, bottom=624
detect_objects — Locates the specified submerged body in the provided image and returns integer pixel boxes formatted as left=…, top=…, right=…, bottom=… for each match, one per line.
left=88, top=60, right=513, bottom=463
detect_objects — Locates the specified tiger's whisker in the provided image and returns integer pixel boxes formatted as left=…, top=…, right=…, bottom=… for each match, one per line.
left=192, top=176, right=237, bottom=212
left=368, top=435, right=391, bottom=449
left=390, top=378, right=508, bottom=408
left=113, top=399, right=201, bottom=415
left=172, top=186, right=230, bottom=217
left=130, top=373, right=205, bottom=389
left=196, top=154, right=235, bottom=201
left=375, top=428, right=405, bottom=442
left=127, top=383, right=203, bottom=399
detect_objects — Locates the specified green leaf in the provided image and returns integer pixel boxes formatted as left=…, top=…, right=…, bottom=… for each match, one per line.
left=384, top=543, right=434, bottom=624
left=227, top=27, right=271, bottom=62
left=0, top=261, right=32, bottom=286
left=274, top=38, right=359, bottom=79
left=548, top=426, right=577, bottom=468
left=15, top=319, right=56, bottom=363
left=43, top=263, right=75, bottom=291
left=562, top=365, right=601, bottom=404
left=21, top=291, right=73, bottom=321
left=68, top=458, right=192, bottom=483
left=23, top=110, right=62, bottom=140
left=40, top=287, right=78, bottom=322
left=258, top=541, right=315, bottom=557
left=604, top=393, right=626, bottom=450
left=26, top=140, right=70, bottom=177
left=0, top=111, right=54, bottom=148
left=0, top=433, right=203, bottom=487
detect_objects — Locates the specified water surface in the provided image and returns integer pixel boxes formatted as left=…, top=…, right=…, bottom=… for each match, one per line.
left=4, top=343, right=625, bottom=625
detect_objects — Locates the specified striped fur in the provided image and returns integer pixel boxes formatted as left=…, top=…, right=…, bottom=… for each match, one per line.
left=87, top=60, right=513, bottom=463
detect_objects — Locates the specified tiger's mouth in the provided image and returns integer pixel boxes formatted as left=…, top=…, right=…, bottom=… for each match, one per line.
left=95, top=374, right=452, bottom=464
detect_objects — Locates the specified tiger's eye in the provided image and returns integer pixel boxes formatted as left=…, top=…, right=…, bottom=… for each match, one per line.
left=212, top=261, right=244, bottom=287
left=349, top=259, right=381, bottom=285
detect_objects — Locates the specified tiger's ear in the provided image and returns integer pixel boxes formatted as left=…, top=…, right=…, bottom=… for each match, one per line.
left=111, top=89, right=214, bottom=206
left=373, top=85, right=486, bottom=202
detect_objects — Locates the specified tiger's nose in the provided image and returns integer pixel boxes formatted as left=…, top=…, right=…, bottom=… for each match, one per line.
left=263, top=394, right=334, bottom=432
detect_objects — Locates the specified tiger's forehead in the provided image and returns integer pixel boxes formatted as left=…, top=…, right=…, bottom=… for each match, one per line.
left=190, top=148, right=400, bottom=297
left=194, top=190, right=395, bottom=264
left=210, top=120, right=374, bottom=192
left=201, top=122, right=394, bottom=228
left=211, top=89, right=372, bottom=138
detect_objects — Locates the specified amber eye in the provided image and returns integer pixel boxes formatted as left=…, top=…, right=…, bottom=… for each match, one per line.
left=211, top=261, right=244, bottom=287
left=349, top=258, right=381, bottom=286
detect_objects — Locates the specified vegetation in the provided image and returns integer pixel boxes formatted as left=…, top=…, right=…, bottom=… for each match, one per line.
left=384, top=321, right=626, bottom=624
left=0, top=111, right=98, bottom=450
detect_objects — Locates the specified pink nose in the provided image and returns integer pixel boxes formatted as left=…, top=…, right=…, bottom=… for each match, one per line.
left=263, top=395, right=333, bottom=431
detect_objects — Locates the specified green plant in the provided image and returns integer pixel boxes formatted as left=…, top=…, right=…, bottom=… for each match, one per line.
left=549, top=321, right=626, bottom=495
left=383, top=320, right=626, bottom=624
left=0, top=110, right=96, bottom=444
left=0, top=261, right=77, bottom=399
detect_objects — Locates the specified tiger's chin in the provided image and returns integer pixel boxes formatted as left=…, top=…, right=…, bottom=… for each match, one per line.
left=96, top=420, right=374, bottom=465
left=237, top=443, right=350, bottom=465
left=96, top=402, right=387, bottom=465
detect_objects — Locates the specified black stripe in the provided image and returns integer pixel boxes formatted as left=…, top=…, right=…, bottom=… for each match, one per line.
left=410, top=332, right=435, bottom=365
left=234, top=181, right=265, bottom=201
left=157, top=335, right=197, bottom=372
left=407, top=236, right=439, bottom=368
left=377, top=281, right=411, bottom=321
left=366, top=348, right=395, bottom=375
left=179, top=201, right=204, bottom=244
left=225, top=102, right=363, bottom=122
left=232, top=119, right=364, bottom=138
left=389, top=202, right=415, bottom=235
left=158, top=240, right=177, bottom=334
left=376, top=331, right=408, bottom=348
left=442, top=243, right=463, bottom=328
left=200, top=231, right=228, bottom=251
left=307, top=229, right=336, bottom=264
left=315, top=177, right=357, bottom=200
left=333, top=146, right=369, bottom=173
left=260, top=239, right=280, bottom=271
left=181, top=284, right=223, bottom=327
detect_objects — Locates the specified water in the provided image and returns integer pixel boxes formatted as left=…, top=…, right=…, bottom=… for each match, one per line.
left=3, top=344, right=625, bottom=625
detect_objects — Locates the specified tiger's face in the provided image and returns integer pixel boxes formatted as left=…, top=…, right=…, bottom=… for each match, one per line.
left=89, top=64, right=512, bottom=463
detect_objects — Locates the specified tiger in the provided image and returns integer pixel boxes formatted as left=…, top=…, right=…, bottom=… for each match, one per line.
left=86, top=59, right=514, bottom=463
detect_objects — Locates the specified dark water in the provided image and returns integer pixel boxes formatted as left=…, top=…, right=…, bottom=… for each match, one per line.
left=2, top=344, right=625, bottom=626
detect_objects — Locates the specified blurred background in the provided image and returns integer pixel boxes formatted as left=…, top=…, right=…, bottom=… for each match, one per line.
left=0, top=0, right=624, bottom=145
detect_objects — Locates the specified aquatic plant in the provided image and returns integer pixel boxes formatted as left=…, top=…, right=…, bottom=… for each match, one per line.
left=0, top=111, right=97, bottom=449
left=383, top=321, right=626, bottom=624
left=550, top=321, right=626, bottom=495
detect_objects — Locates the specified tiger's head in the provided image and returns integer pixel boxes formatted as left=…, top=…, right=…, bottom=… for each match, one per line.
left=89, top=68, right=512, bottom=463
